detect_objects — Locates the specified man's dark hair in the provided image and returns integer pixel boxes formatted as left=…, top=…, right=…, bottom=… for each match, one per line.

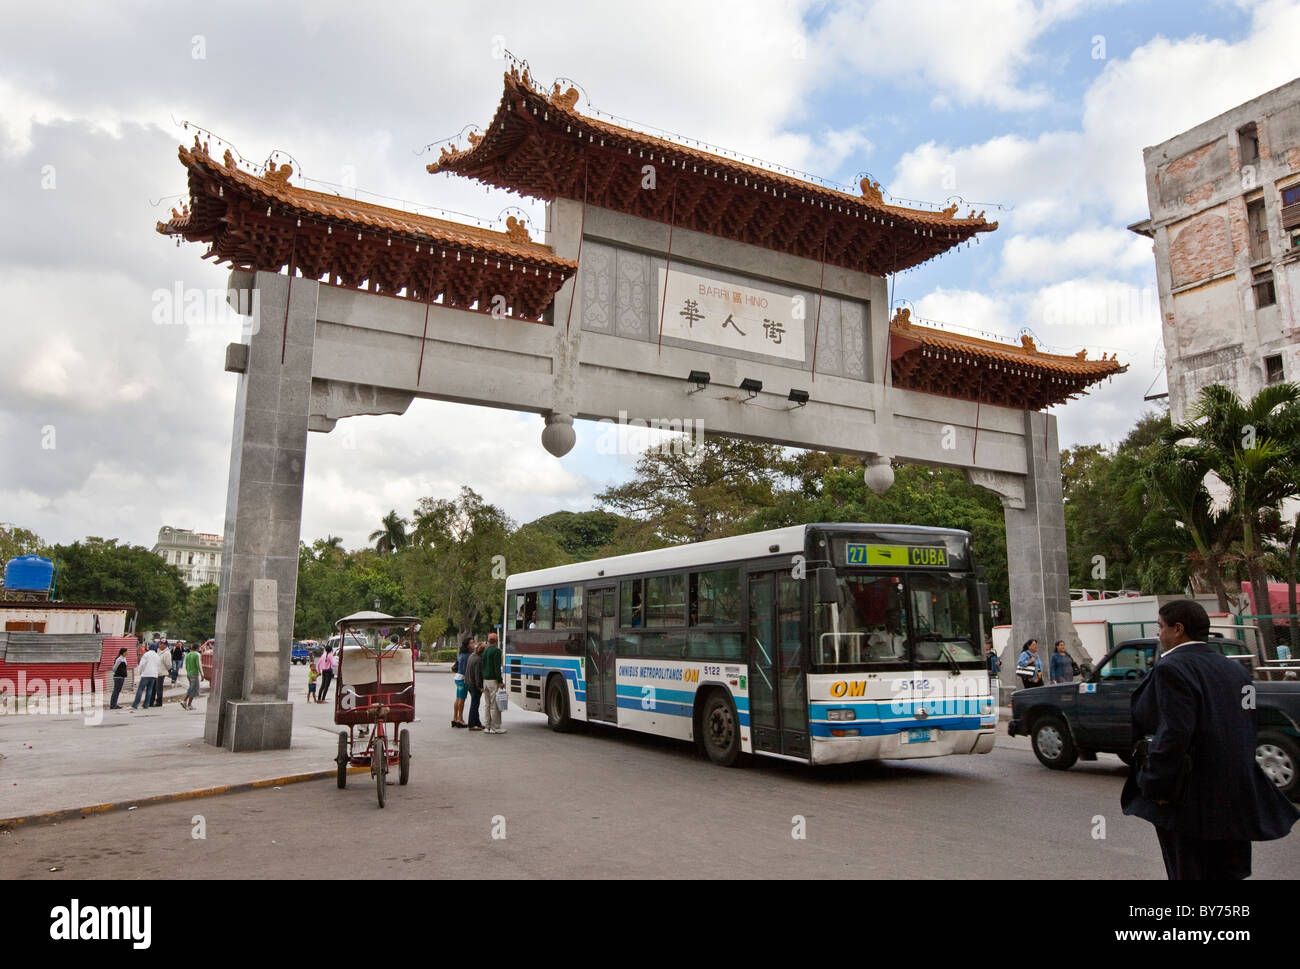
left=1158, top=599, right=1210, bottom=641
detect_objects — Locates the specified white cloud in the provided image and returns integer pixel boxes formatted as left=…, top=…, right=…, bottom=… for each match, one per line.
left=814, top=0, right=1106, bottom=110
left=890, top=0, right=1300, bottom=231
left=911, top=287, right=1015, bottom=338
left=998, top=227, right=1153, bottom=283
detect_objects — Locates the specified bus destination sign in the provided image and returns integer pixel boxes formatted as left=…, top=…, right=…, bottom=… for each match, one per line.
left=845, top=543, right=950, bottom=568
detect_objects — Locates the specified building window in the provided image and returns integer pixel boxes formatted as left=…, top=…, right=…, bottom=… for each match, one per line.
left=1246, top=197, right=1269, bottom=261
left=1283, top=184, right=1300, bottom=233
left=1253, top=270, right=1276, bottom=308
left=1239, top=123, right=1259, bottom=166
left=1265, top=355, right=1284, bottom=385
left=188, top=553, right=194, bottom=565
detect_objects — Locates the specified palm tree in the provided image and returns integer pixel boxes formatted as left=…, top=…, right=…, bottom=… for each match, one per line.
left=1165, top=383, right=1300, bottom=650
left=1133, top=441, right=1237, bottom=609
left=368, top=511, right=408, bottom=555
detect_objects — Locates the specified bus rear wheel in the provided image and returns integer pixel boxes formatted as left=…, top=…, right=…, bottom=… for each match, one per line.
left=700, top=692, right=742, bottom=768
left=546, top=676, right=573, bottom=732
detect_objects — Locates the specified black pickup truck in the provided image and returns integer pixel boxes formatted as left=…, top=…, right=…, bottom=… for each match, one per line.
left=1008, top=638, right=1300, bottom=798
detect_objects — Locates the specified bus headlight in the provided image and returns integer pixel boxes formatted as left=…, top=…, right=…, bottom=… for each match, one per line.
left=827, top=709, right=856, bottom=721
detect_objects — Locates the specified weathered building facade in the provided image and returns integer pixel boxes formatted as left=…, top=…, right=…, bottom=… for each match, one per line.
left=1132, top=78, right=1300, bottom=422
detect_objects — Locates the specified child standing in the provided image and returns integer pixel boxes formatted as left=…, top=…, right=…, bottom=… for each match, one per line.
left=307, top=659, right=319, bottom=703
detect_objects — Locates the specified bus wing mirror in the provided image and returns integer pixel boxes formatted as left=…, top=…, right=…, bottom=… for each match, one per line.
left=816, top=568, right=840, bottom=605
left=977, top=582, right=990, bottom=616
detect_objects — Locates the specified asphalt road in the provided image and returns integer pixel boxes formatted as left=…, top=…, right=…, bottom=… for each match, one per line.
left=4, top=672, right=1297, bottom=879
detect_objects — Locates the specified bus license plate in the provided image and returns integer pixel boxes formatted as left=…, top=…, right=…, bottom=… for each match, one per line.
left=905, top=728, right=933, bottom=744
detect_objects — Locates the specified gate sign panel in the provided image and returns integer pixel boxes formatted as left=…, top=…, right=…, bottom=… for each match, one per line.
left=658, top=268, right=805, bottom=362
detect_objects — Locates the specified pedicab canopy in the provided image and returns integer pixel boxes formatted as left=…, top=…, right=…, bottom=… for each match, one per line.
left=335, top=611, right=416, bottom=628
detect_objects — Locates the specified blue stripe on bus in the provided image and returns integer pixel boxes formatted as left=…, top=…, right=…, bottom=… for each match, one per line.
left=809, top=717, right=983, bottom=738
left=509, top=657, right=586, bottom=702
left=616, top=696, right=693, bottom=718
left=615, top=685, right=697, bottom=704
left=612, top=697, right=751, bottom=728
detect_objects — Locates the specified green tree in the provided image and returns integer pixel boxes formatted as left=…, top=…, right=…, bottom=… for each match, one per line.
left=51, top=538, right=188, bottom=628
left=519, top=510, right=626, bottom=561
left=368, top=511, right=409, bottom=555
left=410, top=487, right=522, bottom=638
left=1165, top=383, right=1300, bottom=651
left=595, top=436, right=789, bottom=545
left=169, top=582, right=220, bottom=642
left=0, top=523, right=49, bottom=568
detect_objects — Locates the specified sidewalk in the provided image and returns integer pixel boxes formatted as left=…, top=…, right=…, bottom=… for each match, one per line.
left=0, top=665, right=451, bottom=825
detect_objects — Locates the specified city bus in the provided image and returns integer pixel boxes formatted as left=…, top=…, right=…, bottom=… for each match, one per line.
left=503, top=523, right=997, bottom=767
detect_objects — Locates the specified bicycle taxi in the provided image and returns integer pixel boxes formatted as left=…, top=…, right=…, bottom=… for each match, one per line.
left=332, top=611, right=418, bottom=808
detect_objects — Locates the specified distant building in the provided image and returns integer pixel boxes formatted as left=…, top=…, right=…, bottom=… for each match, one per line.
left=0, top=600, right=132, bottom=635
left=152, top=526, right=223, bottom=589
left=1131, top=78, right=1300, bottom=423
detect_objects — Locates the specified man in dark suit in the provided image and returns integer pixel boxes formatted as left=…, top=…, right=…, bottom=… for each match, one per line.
left=1121, top=599, right=1298, bottom=879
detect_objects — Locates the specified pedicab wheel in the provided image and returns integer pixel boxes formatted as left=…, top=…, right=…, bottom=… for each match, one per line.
left=373, top=734, right=387, bottom=808
left=336, top=731, right=349, bottom=789
left=399, top=728, right=411, bottom=785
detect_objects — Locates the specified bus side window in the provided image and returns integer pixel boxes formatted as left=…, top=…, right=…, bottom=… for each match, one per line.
left=524, top=591, right=538, bottom=629
left=620, top=579, right=643, bottom=628
left=537, top=589, right=554, bottom=630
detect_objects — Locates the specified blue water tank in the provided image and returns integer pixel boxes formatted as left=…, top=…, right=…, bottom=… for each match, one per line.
left=4, top=555, right=55, bottom=592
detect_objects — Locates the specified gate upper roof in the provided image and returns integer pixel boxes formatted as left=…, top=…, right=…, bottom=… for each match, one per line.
left=428, top=67, right=998, bottom=276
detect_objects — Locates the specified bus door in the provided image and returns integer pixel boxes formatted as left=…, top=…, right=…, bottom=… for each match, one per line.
left=747, top=572, right=810, bottom=759
left=584, top=586, right=617, bottom=723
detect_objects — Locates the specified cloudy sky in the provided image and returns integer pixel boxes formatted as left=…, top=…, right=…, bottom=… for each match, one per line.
left=2, top=0, right=1298, bottom=551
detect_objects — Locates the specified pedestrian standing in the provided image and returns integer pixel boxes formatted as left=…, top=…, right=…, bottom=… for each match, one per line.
left=154, top=642, right=171, bottom=706
left=482, top=632, right=506, bottom=734
left=109, top=648, right=129, bottom=710
left=182, top=644, right=202, bottom=710
left=317, top=645, right=335, bottom=704
left=1050, top=641, right=1074, bottom=684
left=131, top=642, right=161, bottom=710
left=451, top=638, right=470, bottom=727
left=307, top=659, right=319, bottom=702
left=1016, top=639, right=1043, bottom=688
left=465, top=639, right=484, bottom=731
left=170, top=643, right=182, bottom=683
left=1121, top=599, right=1298, bottom=879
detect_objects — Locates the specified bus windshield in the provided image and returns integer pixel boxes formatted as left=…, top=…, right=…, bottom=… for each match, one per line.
left=813, top=572, right=981, bottom=668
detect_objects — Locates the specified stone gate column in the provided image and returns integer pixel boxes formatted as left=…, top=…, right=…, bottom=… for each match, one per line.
left=967, top=411, right=1081, bottom=701
left=1004, top=412, right=1080, bottom=690
left=204, top=269, right=317, bottom=750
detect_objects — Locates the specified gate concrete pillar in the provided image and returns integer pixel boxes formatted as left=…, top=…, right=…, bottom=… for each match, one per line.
left=204, top=270, right=317, bottom=750
left=967, top=411, right=1081, bottom=701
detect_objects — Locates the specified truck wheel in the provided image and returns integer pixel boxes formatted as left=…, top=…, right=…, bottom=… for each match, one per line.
left=1031, top=715, right=1078, bottom=770
left=1256, top=730, right=1299, bottom=798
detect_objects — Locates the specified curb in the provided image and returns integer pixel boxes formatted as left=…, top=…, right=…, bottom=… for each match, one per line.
left=0, top=765, right=370, bottom=831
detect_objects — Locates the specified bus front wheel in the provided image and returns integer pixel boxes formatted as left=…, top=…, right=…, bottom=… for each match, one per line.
left=700, top=691, right=743, bottom=768
left=546, top=676, right=573, bottom=732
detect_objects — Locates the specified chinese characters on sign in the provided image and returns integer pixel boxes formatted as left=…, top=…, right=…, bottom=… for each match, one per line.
left=658, top=268, right=806, bottom=362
